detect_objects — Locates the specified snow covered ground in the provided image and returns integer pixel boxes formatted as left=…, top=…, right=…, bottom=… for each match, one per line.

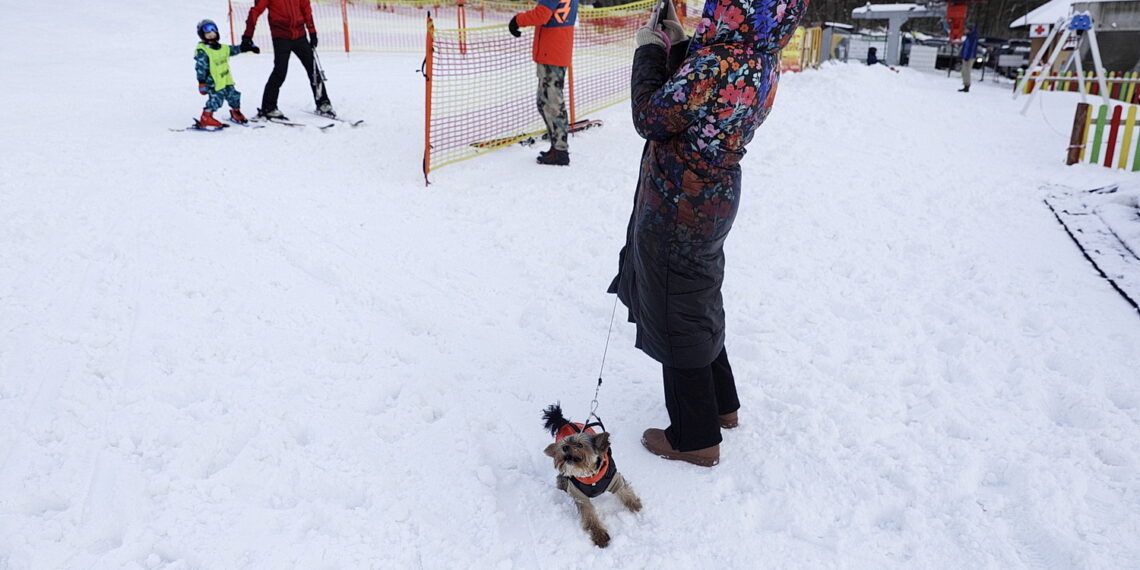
left=2, top=1, right=1139, bottom=568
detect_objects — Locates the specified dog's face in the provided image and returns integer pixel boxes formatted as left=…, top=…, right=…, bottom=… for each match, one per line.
left=545, top=432, right=611, bottom=479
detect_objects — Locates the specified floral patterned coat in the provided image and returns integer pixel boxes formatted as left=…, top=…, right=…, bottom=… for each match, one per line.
left=608, top=0, right=808, bottom=368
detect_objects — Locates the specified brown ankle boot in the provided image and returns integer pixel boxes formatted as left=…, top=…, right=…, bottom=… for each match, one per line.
left=641, top=428, right=719, bottom=467
left=718, top=410, right=738, bottom=429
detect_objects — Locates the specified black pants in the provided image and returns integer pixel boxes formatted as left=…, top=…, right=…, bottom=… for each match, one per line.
left=261, top=37, right=331, bottom=112
left=663, top=347, right=739, bottom=451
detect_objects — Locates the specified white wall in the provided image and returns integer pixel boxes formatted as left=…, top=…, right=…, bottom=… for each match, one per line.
left=909, top=45, right=938, bottom=70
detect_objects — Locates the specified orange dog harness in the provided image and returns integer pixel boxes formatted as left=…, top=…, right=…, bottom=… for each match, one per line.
left=554, top=422, right=616, bottom=497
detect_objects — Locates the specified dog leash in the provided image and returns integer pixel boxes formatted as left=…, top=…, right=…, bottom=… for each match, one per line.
left=586, top=295, right=620, bottom=433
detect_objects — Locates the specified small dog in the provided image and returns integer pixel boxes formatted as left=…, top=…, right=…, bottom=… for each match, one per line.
left=542, top=404, right=642, bottom=548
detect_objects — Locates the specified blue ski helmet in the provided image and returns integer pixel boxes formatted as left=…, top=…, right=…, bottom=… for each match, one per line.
left=197, top=19, right=220, bottom=41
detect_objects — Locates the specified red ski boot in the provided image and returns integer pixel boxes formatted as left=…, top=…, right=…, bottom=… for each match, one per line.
left=230, top=109, right=248, bottom=124
left=198, top=110, right=224, bottom=128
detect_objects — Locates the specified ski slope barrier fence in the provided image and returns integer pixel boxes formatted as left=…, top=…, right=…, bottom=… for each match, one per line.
left=227, top=0, right=691, bottom=54
left=423, top=7, right=822, bottom=182
left=1067, top=102, right=1140, bottom=171
left=228, top=0, right=473, bottom=53
left=423, top=0, right=695, bottom=182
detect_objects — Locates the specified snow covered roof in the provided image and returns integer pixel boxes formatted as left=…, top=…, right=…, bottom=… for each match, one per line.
left=1009, top=0, right=1073, bottom=28
left=1008, top=0, right=1128, bottom=28
left=852, top=3, right=942, bottom=20
left=852, top=3, right=929, bottom=15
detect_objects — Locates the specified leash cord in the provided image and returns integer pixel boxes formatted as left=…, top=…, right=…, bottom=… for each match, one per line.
left=589, top=295, right=620, bottom=428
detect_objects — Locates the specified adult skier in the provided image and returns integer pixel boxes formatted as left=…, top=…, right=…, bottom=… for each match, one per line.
left=241, top=0, right=336, bottom=119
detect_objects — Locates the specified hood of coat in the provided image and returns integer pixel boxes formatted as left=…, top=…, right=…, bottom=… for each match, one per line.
left=688, top=0, right=810, bottom=55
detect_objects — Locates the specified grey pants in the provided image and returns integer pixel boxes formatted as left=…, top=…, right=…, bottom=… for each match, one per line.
left=536, top=64, right=569, bottom=152
left=961, top=60, right=972, bottom=88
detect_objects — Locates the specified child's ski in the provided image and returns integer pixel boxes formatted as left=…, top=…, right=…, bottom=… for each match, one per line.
left=304, top=111, right=364, bottom=127
left=170, top=119, right=230, bottom=132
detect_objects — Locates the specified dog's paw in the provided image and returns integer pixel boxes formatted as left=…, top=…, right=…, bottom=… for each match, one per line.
left=591, top=529, right=611, bottom=548
left=625, top=496, right=643, bottom=513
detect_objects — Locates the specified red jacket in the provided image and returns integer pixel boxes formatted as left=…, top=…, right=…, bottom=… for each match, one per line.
left=515, top=0, right=578, bottom=67
left=243, top=0, right=315, bottom=41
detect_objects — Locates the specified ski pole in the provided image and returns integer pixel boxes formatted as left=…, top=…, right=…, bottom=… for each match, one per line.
left=313, top=50, right=328, bottom=83
left=310, top=49, right=327, bottom=103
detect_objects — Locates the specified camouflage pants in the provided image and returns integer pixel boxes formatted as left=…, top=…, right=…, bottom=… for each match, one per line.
left=536, top=64, right=569, bottom=151
left=205, top=85, right=242, bottom=112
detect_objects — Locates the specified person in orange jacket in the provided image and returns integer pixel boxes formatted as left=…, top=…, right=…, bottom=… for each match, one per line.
left=508, top=0, right=579, bottom=166
left=241, top=0, right=335, bottom=120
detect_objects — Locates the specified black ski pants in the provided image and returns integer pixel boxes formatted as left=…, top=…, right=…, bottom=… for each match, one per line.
left=662, top=346, right=740, bottom=451
left=261, top=37, right=331, bottom=112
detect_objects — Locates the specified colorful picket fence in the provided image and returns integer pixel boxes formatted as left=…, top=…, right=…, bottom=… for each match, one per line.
left=1067, top=102, right=1140, bottom=171
left=1020, top=70, right=1140, bottom=105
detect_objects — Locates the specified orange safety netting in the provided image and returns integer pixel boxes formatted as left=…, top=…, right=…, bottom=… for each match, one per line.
left=226, top=0, right=684, bottom=53
left=228, top=0, right=468, bottom=52
left=426, top=0, right=698, bottom=181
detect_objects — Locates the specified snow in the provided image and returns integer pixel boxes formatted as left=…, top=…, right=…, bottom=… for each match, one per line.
left=2, top=1, right=1140, bottom=568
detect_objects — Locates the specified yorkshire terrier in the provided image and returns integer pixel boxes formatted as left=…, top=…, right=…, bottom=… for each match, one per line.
left=542, top=404, right=642, bottom=548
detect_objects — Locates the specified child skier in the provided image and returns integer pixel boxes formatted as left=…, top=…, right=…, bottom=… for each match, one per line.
left=195, top=19, right=259, bottom=127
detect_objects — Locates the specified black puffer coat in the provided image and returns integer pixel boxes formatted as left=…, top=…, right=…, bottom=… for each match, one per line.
left=608, top=0, right=808, bottom=368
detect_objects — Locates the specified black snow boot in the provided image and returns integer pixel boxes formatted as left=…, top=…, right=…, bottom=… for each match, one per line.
left=537, top=149, right=569, bottom=166
left=258, top=108, right=289, bottom=120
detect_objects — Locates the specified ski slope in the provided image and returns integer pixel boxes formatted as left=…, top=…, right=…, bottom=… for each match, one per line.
left=2, top=1, right=1139, bottom=568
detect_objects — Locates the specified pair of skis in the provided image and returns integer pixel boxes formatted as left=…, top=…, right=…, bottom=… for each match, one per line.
left=251, top=111, right=364, bottom=129
left=169, top=118, right=266, bottom=132
left=172, top=111, right=364, bottom=132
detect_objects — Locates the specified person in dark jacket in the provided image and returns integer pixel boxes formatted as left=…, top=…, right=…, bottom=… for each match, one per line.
left=609, top=0, right=808, bottom=467
left=959, top=26, right=979, bottom=93
left=241, top=0, right=335, bottom=119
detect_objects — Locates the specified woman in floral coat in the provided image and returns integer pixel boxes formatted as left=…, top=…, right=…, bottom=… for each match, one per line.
left=608, top=0, right=808, bottom=466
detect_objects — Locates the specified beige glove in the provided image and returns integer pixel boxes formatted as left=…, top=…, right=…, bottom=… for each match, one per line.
left=636, top=25, right=668, bottom=49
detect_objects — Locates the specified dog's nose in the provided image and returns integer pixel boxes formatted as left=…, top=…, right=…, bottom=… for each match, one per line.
left=564, top=455, right=575, bottom=463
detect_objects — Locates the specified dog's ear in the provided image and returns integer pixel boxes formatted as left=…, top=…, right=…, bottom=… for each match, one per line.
left=544, top=442, right=559, bottom=457
left=592, top=432, right=611, bottom=455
